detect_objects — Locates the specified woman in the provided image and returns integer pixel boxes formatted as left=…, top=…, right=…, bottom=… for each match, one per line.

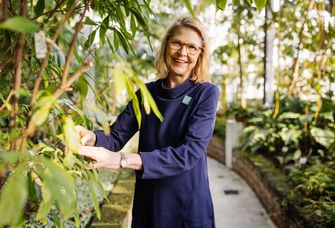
left=76, top=16, right=219, bottom=228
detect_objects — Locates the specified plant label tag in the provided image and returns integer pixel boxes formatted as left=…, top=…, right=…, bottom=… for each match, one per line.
left=182, top=95, right=192, bottom=105
left=34, top=30, right=47, bottom=59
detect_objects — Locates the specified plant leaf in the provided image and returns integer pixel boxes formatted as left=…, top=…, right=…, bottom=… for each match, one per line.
left=85, top=178, right=101, bottom=220
left=84, top=30, right=96, bottom=50
left=254, top=0, right=267, bottom=12
left=183, top=0, right=195, bottom=17
left=31, top=106, right=51, bottom=126
left=113, top=67, right=127, bottom=98
left=0, top=164, right=28, bottom=226
left=36, top=185, right=54, bottom=221
left=84, top=17, right=97, bottom=26
left=34, top=0, right=45, bottom=16
left=35, top=158, right=76, bottom=219
left=216, top=0, right=227, bottom=11
left=311, top=127, right=335, bottom=148
left=0, top=16, right=39, bottom=33
left=63, top=116, right=81, bottom=153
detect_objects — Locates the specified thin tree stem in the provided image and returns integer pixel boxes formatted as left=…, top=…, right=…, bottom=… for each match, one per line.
left=61, top=0, right=90, bottom=85
left=0, top=0, right=7, bottom=22
left=287, top=0, right=314, bottom=96
left=9, top=0, right=27, bottom=150
left=29, top=1, right=78, bottom=109
left=0, top=90, right=13, bottom=112
left=21, top=62, right=91, bottom=141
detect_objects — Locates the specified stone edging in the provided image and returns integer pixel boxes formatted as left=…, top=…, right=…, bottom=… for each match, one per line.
left=90, top=170, right=135, bottom=228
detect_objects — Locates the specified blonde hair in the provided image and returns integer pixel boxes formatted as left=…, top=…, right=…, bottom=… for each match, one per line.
left=155, top=16, right=210, bottom=83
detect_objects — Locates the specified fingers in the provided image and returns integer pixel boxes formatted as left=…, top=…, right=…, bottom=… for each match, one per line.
left=75, top=125, right=95, bottom=146
left=81, top=134, right=92, bottom=146
left=86, top=162, right=110, bottom=169
left=75, top=125, right=87, bottom=137
left=78, top=146, right=97, bottom=160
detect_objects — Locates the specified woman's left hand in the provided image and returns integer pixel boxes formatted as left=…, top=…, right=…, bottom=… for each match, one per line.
left=78, top=146, right=121, bottom=169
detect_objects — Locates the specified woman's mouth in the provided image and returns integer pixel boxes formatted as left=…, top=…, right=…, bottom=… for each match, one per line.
left=174, top=58, right=188, bottom=64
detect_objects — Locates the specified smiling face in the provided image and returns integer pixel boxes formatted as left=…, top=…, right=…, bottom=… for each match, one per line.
left=165, top=26, right=203, bottom=81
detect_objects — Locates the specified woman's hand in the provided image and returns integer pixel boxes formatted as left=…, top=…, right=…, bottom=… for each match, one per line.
left=78, top=146, right=121, bottom=169
left=75, top=125, right=96, bottom=146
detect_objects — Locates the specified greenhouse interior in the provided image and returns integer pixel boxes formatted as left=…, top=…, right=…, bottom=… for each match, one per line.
left=0, top=0, right=334, bottom=227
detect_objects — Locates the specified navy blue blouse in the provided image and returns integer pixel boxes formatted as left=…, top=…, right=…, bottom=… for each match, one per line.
left=94, top=79, right=219, bottom=228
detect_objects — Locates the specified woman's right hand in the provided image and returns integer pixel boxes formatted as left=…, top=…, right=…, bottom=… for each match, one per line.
left=75, top=125, right=96, bottom=146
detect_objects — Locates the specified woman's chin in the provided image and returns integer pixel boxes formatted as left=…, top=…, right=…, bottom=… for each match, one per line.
left=170, top=68, right=189, bottom=77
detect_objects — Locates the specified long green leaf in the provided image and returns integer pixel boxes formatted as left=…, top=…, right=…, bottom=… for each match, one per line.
left=113, top=67, right=127, bottom=98
left=0, top=151, right=21, bottom=165
left=0, top=16, right=39, bottom=33
left=146, top=89, right=163, bottom=122
left=216, top=0, right=227, bottom=11
left=35, top=158, right=76, bottom=219
left=34, top=0, right=45, bottom=16
left=63, top=116, right=81, bottom=153
left=85, top=178, right=101, bottom=220
left=36, top=185, right=54, bottom=221
left=0, top=164, right=28, bottom=226
left=132, top=76, right=163, bottom=121
left=125, top=78, right=141, bottom=127
left=84, top=30, right=96, bottom=50
left=183, top=0, right=195, bottom=17
left=31, top=106, right=51, bottom=126
left=254, top=0, right=267, bottom=12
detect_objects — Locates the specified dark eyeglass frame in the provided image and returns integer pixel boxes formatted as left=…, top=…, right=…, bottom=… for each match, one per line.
left=168, top=39, right=202, bottom=56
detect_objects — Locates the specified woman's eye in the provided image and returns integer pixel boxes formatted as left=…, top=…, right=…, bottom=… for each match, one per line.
left=189, top=45, right=197, bottom=51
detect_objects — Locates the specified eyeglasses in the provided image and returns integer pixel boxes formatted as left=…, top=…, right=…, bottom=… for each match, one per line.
left=168, top=40, right=202, bottom=55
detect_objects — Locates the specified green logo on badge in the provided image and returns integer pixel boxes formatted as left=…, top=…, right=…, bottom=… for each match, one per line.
left=182, top=95, right=192, bottom=105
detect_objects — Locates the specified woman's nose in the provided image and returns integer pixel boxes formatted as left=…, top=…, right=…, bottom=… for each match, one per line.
left=177, top=45, right=188, bottom=55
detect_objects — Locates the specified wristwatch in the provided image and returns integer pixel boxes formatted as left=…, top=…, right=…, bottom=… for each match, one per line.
left=120, top=152, right=128, bottom=168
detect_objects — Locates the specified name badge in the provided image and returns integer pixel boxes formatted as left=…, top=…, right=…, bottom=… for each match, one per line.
left=182, top=95, right=192, bottom=105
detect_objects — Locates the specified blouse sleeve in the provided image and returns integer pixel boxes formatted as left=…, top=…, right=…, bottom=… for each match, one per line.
left=94, top=100, right=139, bottom=152
left=139, top=85, right=220, bottom=179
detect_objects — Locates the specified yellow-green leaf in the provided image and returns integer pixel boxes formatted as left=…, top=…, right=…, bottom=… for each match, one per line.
left=311, top=127, right=335, bottom=148
left=216, top=0, right=227, bottom=11
left=35, top=158, right=75, bottom=219
left=36, top=185, right=53, bottom=221
left=0, top=16, right=39, bottom=33
left=63, top=116, right=81, bottom=153
left=113, top=67, right=127, bottom=98
left=0, top=164, right=28, bottom=226
left=85, top=179, right=101, bottom=220
left=147, top=91, right=163, bottom=122
left=125, top=78, right=141, bottom=127
left=183, top=0, right=195, bottom=17
left=31, top=106, right=51, bottom=126
left=254, top=0, right=267, bottom=12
